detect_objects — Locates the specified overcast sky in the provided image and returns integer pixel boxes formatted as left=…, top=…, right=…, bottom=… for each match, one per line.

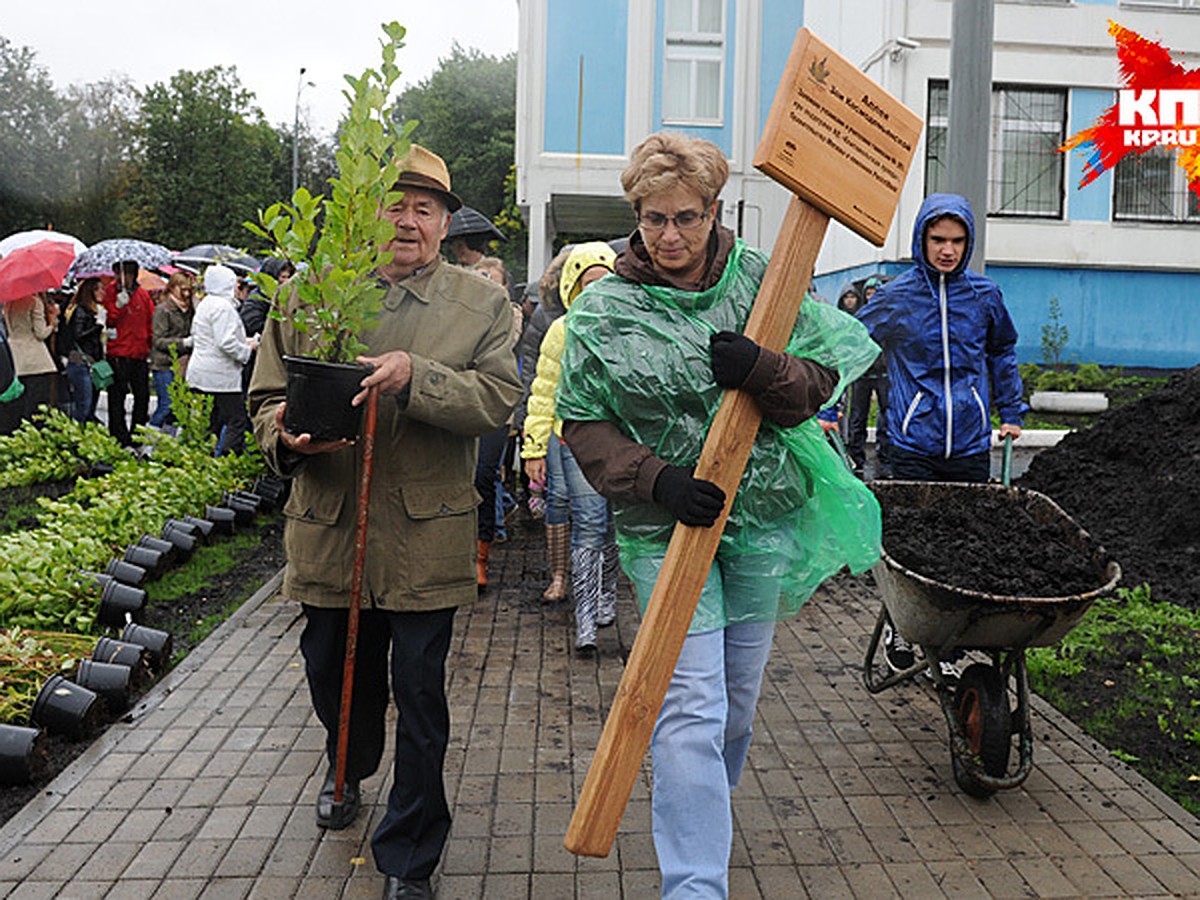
left=3, top=1, right=518, bottom=135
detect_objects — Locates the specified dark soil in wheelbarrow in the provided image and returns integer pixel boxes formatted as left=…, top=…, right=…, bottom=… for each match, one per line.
left=0, top=514, right=285, bottom=828
left=881, top=490, right=1103, bottom=597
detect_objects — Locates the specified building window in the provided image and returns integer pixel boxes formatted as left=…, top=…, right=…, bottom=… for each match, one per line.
left=925, top=81, right=1066, bottom=218
left=1119, top=0, right=1200, bottom=9
left=663, top=0, right=724, bottom=125
left=1113, top=146, right=1200, bottom=222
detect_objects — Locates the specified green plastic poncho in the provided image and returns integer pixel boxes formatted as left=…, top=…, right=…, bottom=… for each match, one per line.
left=556, top=239, right=882, bottom=633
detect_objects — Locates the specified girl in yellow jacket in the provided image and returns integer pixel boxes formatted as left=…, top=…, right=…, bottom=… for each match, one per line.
left=522, top=242, right=617, bottom=653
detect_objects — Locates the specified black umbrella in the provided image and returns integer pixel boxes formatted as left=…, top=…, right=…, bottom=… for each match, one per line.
left=173, top=244, right=260, bottom=275
left=69, top=239, right=173, bottom=278
left=445, top=206, right=506, bottom=243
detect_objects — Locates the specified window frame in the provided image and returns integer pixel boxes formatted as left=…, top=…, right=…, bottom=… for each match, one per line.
left=1112, top=144, right=1200, bottom=223
left=924, top=80, right=1067, bottom=220
left=662, top=0, right=726, bottom=127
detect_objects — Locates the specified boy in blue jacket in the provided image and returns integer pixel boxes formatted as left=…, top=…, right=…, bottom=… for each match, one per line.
left=858, top=193, right=1026, bottom=674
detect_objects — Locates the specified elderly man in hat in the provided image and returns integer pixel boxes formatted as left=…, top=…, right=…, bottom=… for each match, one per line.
left=249, top=144, right=522, bottom=900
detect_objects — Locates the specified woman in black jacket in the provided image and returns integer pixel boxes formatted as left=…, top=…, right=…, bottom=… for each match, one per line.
left=57, top=278, right=105, bottom=423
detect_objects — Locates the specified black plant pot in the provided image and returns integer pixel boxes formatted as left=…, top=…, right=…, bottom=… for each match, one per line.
left=85, top=461, right=115, bottom=479
left=253, top=476, right=289, bottom=510
left=160, top=523, right=196, bottom=559
left=0, top=724, right=46, bottom=785
left=221, top=493, right=257, bottom=525
left=92, top=637, right=153, bottom=687
left=283, top=355, right=372, bottom=443
left=231, top=489, right=264, bottom=510
left=91, top=573, right=147, bottom=627
left=180, top=515, right=216, bottom=543
left=74, top=660, right=132, bottom=714
left=31, top=675, right=101, bottom=740
left=123, top=543, right=165, bottom=579
left=204, top=505, right=237, bottom=536
left=105, top=557, right=147, bottom=587
left=120, top=624, right=173, bottom=673
left=136, top=534, right=178, bottom=566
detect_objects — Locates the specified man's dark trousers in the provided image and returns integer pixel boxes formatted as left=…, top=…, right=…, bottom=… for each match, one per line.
left=301, top=604, right=456, bottom=879
left=890, top=447, right=990, bottom=483
left=106, top=355, right=150, bottom=447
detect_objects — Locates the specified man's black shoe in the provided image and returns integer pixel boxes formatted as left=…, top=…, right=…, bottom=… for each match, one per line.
left=315, top=768, right=361, bottom=830
left=383, top=876, right=433, bottom=899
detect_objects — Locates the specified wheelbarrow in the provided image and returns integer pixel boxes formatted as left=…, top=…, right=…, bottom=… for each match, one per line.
left=861, top=478, right=1121, bottom=798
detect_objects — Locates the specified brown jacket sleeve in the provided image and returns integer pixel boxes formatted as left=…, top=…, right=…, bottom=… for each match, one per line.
left=562, top=351, right=837, bottom=506
left=740, top=349, right=838, bottom=428
left=561, top=419, right=667, bottom=506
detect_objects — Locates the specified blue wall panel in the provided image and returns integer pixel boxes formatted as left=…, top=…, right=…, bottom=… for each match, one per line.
left=814, top=264, right=1199, bottom=369
left=992, top=266, right=1199, bottom=369
left=545, top=1, right=628, bottom=154
left=1066, top=89, right=1114, bottom=223
left=760, top=0, right=805, bottom=143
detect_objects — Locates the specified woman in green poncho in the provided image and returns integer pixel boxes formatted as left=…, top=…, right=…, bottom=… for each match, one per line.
left=556, top=132, right=882, bottom=899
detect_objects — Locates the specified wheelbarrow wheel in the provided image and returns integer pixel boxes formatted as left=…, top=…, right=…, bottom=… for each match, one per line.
left=952, top=663, right=1011, bottom=798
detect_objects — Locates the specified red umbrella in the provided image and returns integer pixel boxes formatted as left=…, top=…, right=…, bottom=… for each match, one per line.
left=0, top=240, right=77, bottom=303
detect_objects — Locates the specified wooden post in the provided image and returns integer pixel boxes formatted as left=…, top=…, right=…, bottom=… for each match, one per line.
left=564, top=28, right=923, bottom=858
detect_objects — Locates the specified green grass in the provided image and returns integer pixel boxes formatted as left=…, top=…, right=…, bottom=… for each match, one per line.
left=1027, top=583, right=1200, bottom=817
left=145, top=527, right=278, bottom=666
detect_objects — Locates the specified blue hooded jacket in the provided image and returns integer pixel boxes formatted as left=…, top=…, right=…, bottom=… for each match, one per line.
left=857, top=193, right=1026, bottom=459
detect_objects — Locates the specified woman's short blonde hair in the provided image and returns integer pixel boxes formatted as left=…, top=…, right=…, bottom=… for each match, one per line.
left=620, top=132, right=729, bottom=211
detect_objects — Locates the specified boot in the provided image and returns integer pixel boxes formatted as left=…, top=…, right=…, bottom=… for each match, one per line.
left=572, top=545, right=602, bottom=653
left=542, top=523, right=570, bottom=602
left=476, top=539, right=491, bottom=592
left=597, top=541, right=620, bottom=627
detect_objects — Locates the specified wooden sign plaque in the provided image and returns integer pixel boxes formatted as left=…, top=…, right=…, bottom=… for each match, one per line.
left=753, top=28, right=923, bottom=246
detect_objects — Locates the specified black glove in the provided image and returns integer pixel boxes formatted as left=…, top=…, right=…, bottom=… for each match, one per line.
left=710, top=331, right=760, bottom=389
left=652, top=464, right=726, bottom=527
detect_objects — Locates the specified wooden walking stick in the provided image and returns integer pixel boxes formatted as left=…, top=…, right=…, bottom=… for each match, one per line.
left=333, top=384, right=380, bottom=806
left=564, top=29, right=923, bottom=858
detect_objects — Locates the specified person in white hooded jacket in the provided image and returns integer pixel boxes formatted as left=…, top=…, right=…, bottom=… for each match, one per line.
left=186, top=264, right=256, bottom=454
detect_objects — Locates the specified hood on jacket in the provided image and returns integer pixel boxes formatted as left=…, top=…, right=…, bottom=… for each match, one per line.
left=203, top=264, right=238, bottom=300
left=559, top=242, right=616, bottom=309
left=910, top=193, right=974, bottom=277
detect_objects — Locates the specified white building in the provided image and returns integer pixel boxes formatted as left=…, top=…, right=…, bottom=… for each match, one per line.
left=515, top=0, right=1200, bottom=368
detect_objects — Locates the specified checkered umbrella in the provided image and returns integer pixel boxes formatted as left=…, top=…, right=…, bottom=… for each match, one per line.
left=68, top=238, right=173, bottom=278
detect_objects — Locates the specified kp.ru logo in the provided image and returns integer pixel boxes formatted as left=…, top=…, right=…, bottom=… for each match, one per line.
left=1060, top=21, right=1200, bottom=198
left=1118, top=89, right=1198, bottom=147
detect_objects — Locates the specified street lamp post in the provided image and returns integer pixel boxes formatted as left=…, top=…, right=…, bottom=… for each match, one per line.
left=292, top=67, right=308, bottom=196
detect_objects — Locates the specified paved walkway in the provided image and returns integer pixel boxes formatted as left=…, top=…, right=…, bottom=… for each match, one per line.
left=2, top=519, right=1199, bottom=898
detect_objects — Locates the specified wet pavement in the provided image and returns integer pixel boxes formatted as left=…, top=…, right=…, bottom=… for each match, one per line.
left=1, top=489, right=1198, bottom=898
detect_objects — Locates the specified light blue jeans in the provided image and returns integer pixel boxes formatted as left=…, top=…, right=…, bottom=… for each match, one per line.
left=545, top=433, right=612, bottom=549
left=628, top=554, right=778, bottom=899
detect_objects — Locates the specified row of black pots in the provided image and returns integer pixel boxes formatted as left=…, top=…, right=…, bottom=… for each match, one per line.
left=22, top=623, right=173, bottom=747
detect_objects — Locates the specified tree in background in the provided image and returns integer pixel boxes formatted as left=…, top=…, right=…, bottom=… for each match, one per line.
left=0, top=36, right=69, bottom=236
left=57, top=76, right=139, bottom=241
left=393, top=45, right=524, bottom=279
left=126, top=67, right=287, bottom=248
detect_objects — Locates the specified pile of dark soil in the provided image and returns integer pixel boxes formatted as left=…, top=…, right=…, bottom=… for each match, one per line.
left=881, top=489, right=1102, bottom=597
left=1017, top=365, right=1200, bottom=608
left=0, top=513, right=285, bottom=827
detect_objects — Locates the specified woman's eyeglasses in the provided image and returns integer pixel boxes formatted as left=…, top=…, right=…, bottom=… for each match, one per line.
left=638, top=209, right=709, bottom=232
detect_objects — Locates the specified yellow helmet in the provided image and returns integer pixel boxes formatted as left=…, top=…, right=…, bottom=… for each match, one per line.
left=559, top=241, right=616, bottom=308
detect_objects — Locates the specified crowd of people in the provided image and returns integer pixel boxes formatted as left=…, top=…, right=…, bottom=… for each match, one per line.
left=0, top=137, right=1025, bottom=898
